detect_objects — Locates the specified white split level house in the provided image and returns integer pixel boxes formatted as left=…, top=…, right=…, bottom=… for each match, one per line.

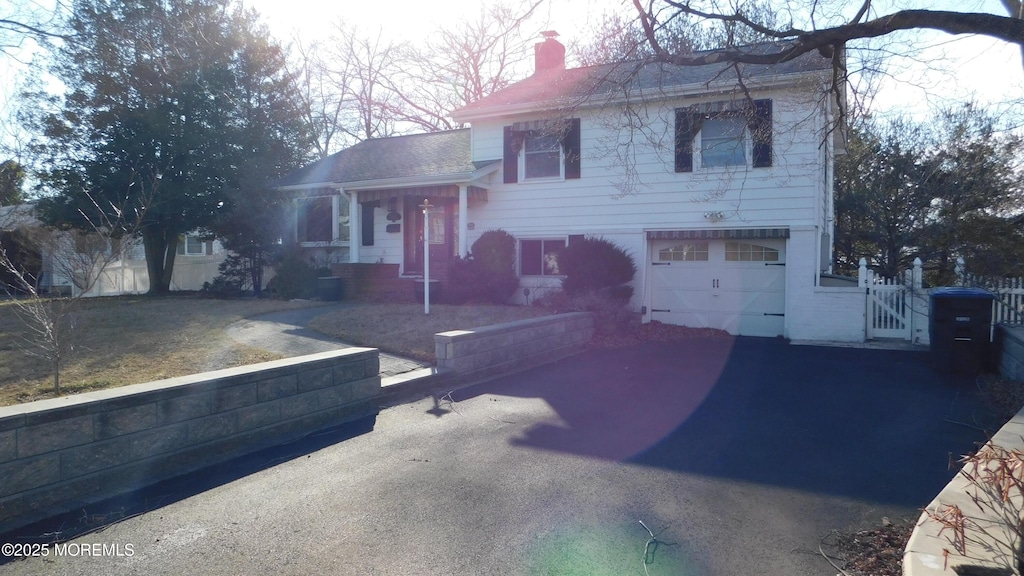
left=275, top=36, right=870, bottom=342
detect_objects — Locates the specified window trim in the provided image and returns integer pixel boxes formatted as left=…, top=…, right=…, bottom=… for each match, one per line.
left=696, top=116, right=750, bottom=170
left=503, top=119, right=581, bottom=184
left=518, top=237, right=567, bottom=277
left=182, top=235, right=206, bottom=256
left=296, top=194, right=351, bottom=247
left=519, top=132, right=565, bottom=182
left=675, top=99, right=772, bottom=173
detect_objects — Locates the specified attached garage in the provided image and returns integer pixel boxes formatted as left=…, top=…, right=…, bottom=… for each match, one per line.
left=647, top=229, right=788, bottom=337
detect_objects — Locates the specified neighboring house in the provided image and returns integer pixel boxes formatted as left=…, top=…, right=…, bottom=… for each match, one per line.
left=0, top=203, right=225, bottom=296
left=276, top=36, right=863, bottom=340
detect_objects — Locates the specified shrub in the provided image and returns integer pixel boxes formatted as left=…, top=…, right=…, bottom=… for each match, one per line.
left=269, top=248, right=319, bottom=300
left=472, top=229, right=516, bottom=277
left=444, top=230, right=519, bottom=304
left=202, top=277, right=243, bottom=298
left=560, top=236, right=637, bottom=300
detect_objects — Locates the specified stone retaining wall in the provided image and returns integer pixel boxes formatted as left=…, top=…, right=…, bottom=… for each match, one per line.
left=0, top=348, right=380, bottom=535
left=435, top=312, right=594, bottom=382
left=997, top=324, right=1024, bottom=381
left=903, top=325, right=1024, bottom=575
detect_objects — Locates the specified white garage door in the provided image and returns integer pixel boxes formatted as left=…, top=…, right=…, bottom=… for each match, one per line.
left=648, top=238, right=786, bottom=337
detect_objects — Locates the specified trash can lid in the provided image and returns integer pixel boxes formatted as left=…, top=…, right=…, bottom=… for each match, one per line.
left=930, top=287, right=996, bottom=299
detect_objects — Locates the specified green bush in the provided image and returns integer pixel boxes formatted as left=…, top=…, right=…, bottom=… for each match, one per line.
left=560, top=236, right=636, bottom=300
left=444, top=230, right=519, bottom=304
left=269, top=248, right=319, bottom=300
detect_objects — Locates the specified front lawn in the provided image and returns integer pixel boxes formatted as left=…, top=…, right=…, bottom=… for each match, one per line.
left=0, top=297, right=556, bottom=406
left=0, top=295, right=324, bottom=406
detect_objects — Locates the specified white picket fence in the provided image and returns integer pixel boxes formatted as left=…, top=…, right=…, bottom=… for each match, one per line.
left=958, top=258, right=1024, bottom=326
left=854, top=256, right=1024, bottom=343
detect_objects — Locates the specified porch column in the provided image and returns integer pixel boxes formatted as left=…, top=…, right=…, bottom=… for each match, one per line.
left=347, top=188, right=360, bottom=263
left=458, top=184, right=468, bottom=258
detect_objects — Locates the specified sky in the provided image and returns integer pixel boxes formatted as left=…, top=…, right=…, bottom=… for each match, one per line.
left=2, top=0, right=1023, bottom=147
left=245, top=0, right=1024, bottom=125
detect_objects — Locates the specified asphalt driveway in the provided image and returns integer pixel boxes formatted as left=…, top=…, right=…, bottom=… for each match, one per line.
left=0, top=337, right=989, bottom=575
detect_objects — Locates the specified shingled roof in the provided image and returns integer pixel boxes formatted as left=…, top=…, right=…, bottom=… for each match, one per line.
left=275, top=129, right=475, bottom=189
left=453, top=43, right=832, bottom=119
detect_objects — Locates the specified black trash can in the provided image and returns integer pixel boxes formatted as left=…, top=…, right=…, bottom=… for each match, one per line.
left=317, top=276, right=345, bottom=301
left=929, top=287, right=996, bottom=375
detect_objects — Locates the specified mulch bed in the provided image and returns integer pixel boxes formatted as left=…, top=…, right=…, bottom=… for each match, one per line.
left=588, top=320, right=731, bottom=349
left=821, top=519, right=915, bottom=576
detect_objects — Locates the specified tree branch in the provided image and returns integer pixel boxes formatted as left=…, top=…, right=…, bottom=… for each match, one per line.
left=635, top=7, right=1024, bottom=67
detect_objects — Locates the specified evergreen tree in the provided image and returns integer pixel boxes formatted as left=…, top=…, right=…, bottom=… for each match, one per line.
left=30, top=0, right=312, bottom=294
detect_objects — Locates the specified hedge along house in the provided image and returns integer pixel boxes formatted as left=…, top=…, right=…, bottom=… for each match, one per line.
left=277, top=35, right=863, bottom=341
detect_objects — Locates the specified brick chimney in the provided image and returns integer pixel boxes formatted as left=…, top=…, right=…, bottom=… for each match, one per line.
left=534, top=31, right=565, bottom=74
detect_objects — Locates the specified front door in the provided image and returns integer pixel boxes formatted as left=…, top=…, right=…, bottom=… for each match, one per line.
left=403, top=197, right=456, bottom=275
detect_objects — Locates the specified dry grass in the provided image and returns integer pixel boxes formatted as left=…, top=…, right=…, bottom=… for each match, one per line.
left=307, top=303, right=555, bottom=361
left=0, top=297, right=556, bottom=407
left=0, top=295, right=325, bottom=406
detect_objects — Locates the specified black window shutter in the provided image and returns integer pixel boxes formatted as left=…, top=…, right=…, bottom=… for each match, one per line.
left=361, top=203, right=375, bottom=246
left=674, top=109, right=694, bottom=172
left=564, top=119, right=581, bottom=179
left=568, top=234, right=584, bottom=247
left=503, top=126, right=518, bottom=184
left=751, top=99, right=773, bottom=168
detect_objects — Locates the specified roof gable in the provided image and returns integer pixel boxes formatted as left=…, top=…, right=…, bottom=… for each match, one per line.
left=275, top=129, right=474, bottom=189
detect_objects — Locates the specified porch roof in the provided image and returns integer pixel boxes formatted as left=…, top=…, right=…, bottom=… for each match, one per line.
left=275, top=129, right=490, bottom=190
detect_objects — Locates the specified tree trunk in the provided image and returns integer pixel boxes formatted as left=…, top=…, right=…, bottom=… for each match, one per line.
left=141, top=226, right=179, bottom=295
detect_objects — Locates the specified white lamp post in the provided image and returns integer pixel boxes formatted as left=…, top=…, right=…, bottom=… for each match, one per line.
left=419, top=198, right=432, bottom=314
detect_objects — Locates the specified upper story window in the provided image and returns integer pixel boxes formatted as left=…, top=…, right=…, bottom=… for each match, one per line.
left=523, top=133, right=562, bottom=179
left=503, top=118, right=581, bottom=184
left=175, top=234, right=212, bottom=257
left=699, top=117, right=747, bottom=168
left=675, top=99, right=772, bottom=172
left=183, top=235, right=206, bottom=255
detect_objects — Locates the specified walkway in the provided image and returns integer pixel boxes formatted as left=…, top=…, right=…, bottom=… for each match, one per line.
left=225, top=303, right=429, bottom=377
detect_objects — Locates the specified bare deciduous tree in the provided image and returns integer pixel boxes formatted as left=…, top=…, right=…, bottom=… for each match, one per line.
left=0, top=190, right=150, bottom=395
left=395, top=1, right=543, bottom=131
left=627, top=0, right=1024, bottom=122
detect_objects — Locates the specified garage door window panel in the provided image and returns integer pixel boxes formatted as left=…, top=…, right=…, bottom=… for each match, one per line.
left=725, top=241, right=780, bottom=262
left=658, top=242, right=709, bottom=262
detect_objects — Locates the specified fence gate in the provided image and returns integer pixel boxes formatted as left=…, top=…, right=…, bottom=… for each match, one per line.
left=861, top=258, right=920, bottom=341
left=867, top=278, right=912, bottom=339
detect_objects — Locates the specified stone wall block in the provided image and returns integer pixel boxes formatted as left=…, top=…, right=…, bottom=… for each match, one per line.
left=94, top=404, right=157, bottom=440
left=214, top=383, right=258, bottom=412
left=17, top=414, right=93, bottom=458
left=61, top=436, right=133, bottom=478
left=188, top=412, right=238, bottom=445
left=257, top=374, right=298, bottom=403
left=297, top=366, right=334, bottom=393
left=235, top=401, right=282, bottom=432
left=0, top=454, right=60, bottom=494
left=0, top=429, right=16, bottom=464
left=157, top=392, right=213, bottom=426
left=128, top=422, right=190, bottom=459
